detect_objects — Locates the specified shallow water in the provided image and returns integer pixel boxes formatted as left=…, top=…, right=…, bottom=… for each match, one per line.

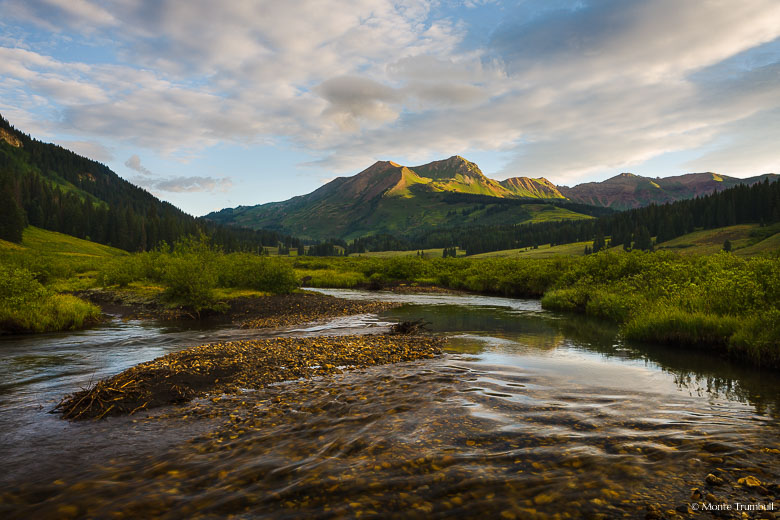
left=0, top=290, right=778, bottom=518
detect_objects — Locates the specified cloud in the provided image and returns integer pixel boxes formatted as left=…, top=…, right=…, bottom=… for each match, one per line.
left=317, top=76, right=402, bottom=130
left=124, top=154, right=153, bottom=176
left=133, top=174, right=233, bottom=193
left=308, top=0, right=780, bottom=180
left=683, top=108, right=780, bottom=175
left=3, top=0, right=116, bottom=32
left=1, top=0, right=779, bottom=189
left=123, top=154, right=232, bottom=192
left=152, top=176, right=233, bottom=193
left=489, top=0, right=780, bottom=86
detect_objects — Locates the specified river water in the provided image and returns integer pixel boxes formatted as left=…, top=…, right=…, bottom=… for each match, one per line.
left=0, top=289, right=777, bottom=519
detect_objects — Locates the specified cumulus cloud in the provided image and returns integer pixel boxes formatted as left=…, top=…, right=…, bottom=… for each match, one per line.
left=124, top=154, right=153, bottom=176
left=317, top=76, right=401, bottom=130
left=1, top=0, right=779, bottom=188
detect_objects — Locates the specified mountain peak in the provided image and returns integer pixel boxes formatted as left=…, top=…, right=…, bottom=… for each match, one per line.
left=412, top=155, right=485, bottom=181
left=365, top=160, right=401, bottom=169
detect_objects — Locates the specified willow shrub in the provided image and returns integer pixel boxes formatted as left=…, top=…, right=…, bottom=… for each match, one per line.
left=217, top=253, right=298, bottom=294
left=540, top=251, right=780, bottom=366
left=96, top=237, right=300, bottom=312
left=0, top=265, right=100, bottom=333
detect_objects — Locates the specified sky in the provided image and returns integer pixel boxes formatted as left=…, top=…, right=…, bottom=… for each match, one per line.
left=1, top=0, right=779, bottom=216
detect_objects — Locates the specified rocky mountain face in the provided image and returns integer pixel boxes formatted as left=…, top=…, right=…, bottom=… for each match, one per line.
left=206, top=156, right=572, bottom=240
left=559, top=172, right=778, bottom=210
left=207, top=155, right=776, bottom=239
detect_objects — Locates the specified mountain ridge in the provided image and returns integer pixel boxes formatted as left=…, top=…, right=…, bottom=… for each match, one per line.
left=206, top=156, right=582, bottom=240
left=559, top=170, right=777, bottom=210
left=0, top=113, right=298, bottom=251
left=207, top=155, right=776, bottom=239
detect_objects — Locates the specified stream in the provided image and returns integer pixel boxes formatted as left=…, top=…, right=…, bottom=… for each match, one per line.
left=0, top=289, right=778, bottom=519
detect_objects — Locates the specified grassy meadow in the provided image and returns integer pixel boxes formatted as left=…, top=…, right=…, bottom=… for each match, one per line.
left=2, top=226, right=779, bottom=369
left=0, top=227, right=113, bottom=333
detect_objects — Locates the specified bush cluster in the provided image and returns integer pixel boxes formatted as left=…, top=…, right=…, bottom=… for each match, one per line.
left=291, top=251, right=780, bottom=367
left=0, top=264, right=100, bottom=333
left=97, top=234, right=299, bottom=312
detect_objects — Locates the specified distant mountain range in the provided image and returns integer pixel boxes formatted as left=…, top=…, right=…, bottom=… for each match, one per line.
left=560, top=171, right=777, bottom=210
left=207, top=156, right=600, bottom=240
left=207, top=155, right=776, bottom=240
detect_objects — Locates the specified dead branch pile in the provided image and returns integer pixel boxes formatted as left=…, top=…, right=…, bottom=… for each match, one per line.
left=54, top=334, right=443, bottom=420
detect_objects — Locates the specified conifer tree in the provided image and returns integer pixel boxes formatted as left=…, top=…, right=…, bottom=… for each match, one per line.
left=0, top=185, right=25, bottom=243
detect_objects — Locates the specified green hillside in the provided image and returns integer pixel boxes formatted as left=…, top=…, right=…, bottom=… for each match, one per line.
left=0, top=114, right=300, bottom=253
left=208, top=156, right=588, bottom=240
left=471, top=241, right=593, bottom=258
left=655, top=223, right=780, bottom=256
left=0, top=226, right=128, bottom=257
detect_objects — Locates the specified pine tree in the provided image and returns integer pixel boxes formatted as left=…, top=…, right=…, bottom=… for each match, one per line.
left=0, top=186, right=25, bottom=243
left=635, top=226, right=653, bottom=251
left=592, top=231, right=606, bottom=253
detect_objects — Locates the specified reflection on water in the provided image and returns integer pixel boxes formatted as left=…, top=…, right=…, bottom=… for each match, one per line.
left=1, top=290, right=778, bottom=518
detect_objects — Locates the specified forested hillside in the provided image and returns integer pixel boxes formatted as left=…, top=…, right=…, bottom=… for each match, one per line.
left=0, top=115, right=301, bottom=252
left=329, top=178, right=779, bottom=255
left=457, top=177, right=780, bottom=254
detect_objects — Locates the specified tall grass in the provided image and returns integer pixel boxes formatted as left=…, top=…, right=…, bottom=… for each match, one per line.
left=96, top=235, right=299, bottom=312
left=290, top=251, right=780, bottom=367
left=0, top=265, right=100, bottom=333
left=3, top=230, right=779, bottom=366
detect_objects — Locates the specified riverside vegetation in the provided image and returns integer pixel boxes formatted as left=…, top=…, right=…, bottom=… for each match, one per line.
left=2, top=229, right=778, bottom=367
left=292, top=252, right=780, bottom=367
left=0, top=230, right=389, bottom=333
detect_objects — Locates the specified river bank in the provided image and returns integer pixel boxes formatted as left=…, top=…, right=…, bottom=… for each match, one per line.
left=1, top=288, right=778, bottom=519
left=294, top=252, right=780, bottom=368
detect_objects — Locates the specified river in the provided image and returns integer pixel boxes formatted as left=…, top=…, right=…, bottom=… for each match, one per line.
left=0, top=289, right=777, bottom=519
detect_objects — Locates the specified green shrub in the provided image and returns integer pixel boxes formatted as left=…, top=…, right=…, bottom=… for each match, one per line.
left=729, top=310, right=780, bottom=366
left=622, top=307, right=741, bottom=348
left=161, top=234, right=222, bottom=312
left=0, top=265, right=47, bottom=305
left=253, top=259, right=298, bottom=293
left=162, top=254, right=221, bottom=312
left=0, top=264, right=100, bottom=333
left=218, top=254, right=299, bottom=293
left=585, top=290, right=642, bottom=322
left=98, top=256, right=143, bottom=287
left=541, top=287, right=589, bottom=313
left=299, top=269, right=365, bottom=288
